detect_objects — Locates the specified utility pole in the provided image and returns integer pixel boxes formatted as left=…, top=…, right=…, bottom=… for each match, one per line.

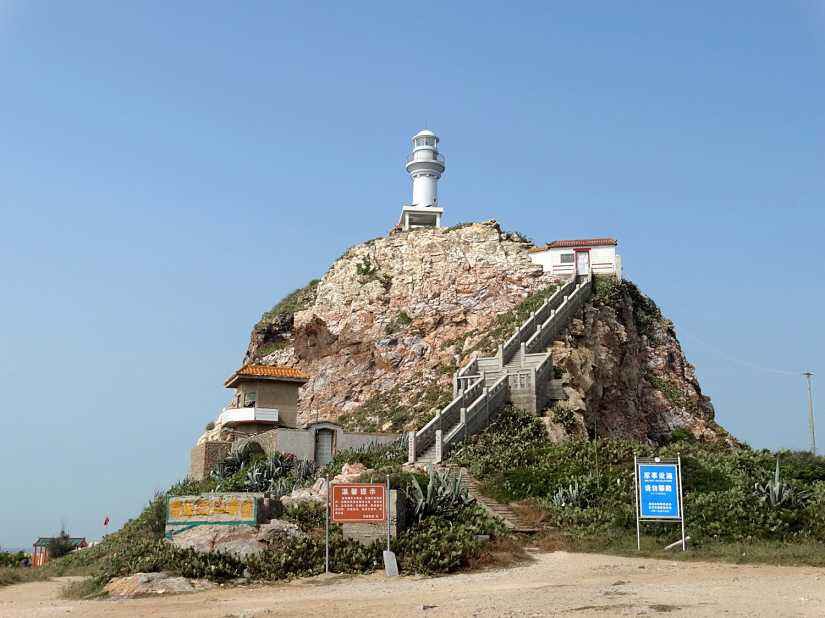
left=803, top=372, right=816, bottom=456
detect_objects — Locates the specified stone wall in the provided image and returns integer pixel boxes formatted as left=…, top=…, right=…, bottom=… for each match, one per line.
left=213, top=426, right=400, bottom=469
left=189, top=441, right=231, bottom=481
left=338, top=431, right=399, bottom=451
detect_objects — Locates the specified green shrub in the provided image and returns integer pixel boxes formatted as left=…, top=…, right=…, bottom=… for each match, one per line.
left=320, top=438, right=408, bottom=479
left=451, top=406, right=547, bottom=478
left=0, top=551, right=27, bottom=568
left=450, top=406, right=825, bottom=545
left=394, top=505, right=503, bottom=575
left=283, top=502, right=326, bottom=532
left=551, top=406, right=577, bottom=432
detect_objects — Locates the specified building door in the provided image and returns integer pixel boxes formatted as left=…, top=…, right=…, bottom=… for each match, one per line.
left=576, top=250, right=590, bottom=276
left=314, top=429, right=334, bottom=466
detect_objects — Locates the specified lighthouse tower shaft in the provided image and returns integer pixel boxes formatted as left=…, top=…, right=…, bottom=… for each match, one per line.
left=400, top=129, right=445, bottom=231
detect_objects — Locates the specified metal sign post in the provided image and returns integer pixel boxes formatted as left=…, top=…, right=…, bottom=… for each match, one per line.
left=383, top=474, right=398, bottom=577
left=324, top=476, right=329, bottom=574
left=634, top=455, right=686, bottom=551
left=386, top=475, right=391, bottom=552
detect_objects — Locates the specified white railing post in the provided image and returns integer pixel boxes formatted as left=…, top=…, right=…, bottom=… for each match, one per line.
left=407, top=431, right=417, bottom=464
left=452, top=374, right=458, bottom=398
left=434, top=430, right=443, bottom=463
left=484, top=388, right=489, bottom=419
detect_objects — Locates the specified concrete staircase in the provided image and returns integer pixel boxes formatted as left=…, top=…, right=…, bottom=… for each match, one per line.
left=408, top=275, right=593, bottom=466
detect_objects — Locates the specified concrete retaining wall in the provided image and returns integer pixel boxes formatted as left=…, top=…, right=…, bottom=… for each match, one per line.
left=340, top=489, right=408, bottom=545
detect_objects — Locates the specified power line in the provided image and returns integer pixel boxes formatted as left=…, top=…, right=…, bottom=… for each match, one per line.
left=678, top=329, right=800, bottom=376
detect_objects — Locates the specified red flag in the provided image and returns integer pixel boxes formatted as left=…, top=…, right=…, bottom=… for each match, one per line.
left=103, top=515, right=109, bottom=527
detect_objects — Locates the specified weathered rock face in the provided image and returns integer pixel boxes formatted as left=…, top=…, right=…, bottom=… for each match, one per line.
left=246, top=221, right=557, bottom=431
left=548, top=279, right=729, bottom=444
left=171, top=524, right=265, bottom=559
left=232, top=221, right=728, bottom=444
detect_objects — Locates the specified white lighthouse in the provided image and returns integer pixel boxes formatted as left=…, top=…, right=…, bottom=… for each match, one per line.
left=400, top=129, right=445, bottom=231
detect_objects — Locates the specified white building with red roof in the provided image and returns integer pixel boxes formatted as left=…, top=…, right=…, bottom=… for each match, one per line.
left=528, top=237, right=621, bottom=279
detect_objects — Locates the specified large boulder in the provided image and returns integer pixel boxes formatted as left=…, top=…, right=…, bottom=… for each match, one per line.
left=334, top=462, right=368, bottom=483
left=256, top=519, right=306, bottom=543
left=279, top=464, right=375, bottom=509
left=104, top=572, right=215, bottom=598
left=170, top=524, right=265, bottom=559
left=280, top=478, right=326, bottom=509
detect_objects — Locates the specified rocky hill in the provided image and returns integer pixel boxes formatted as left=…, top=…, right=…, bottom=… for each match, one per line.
left=223, top=221, right=725, bottom=445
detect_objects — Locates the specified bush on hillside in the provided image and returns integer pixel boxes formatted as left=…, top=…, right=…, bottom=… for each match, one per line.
left=0, top=551, right=27, bottom=568
left=450, top=406, right=825, bottom=544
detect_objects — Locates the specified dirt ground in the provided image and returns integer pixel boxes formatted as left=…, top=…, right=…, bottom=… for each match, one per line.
left=2, top=550, right=824, bottom=617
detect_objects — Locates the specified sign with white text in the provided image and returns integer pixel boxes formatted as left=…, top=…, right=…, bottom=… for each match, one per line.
left=331, top=483, right=386, bottom=523
left=637, top=463, right=681, bottom=519
left=634, top=456, right=687, bottom=552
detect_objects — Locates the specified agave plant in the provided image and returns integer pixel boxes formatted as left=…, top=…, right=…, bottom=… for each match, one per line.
left=292, top=459, right=318, bottom=484
left=550, top=480, right=583, bottom=508
left=406, top=466, right=474, bottom=523
left=755, top=457, right=806, bottom=508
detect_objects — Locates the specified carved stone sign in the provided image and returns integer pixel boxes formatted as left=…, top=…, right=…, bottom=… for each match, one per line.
left=166, top=493, right=260, bottom=537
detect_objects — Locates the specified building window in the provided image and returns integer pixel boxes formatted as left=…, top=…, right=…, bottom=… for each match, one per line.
left=560, top=253, right=575, bottom=264
left=243, top=391, right=257, bottom=407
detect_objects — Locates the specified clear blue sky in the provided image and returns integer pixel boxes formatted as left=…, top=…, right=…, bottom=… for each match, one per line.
left=1, top=1, right=823, bottom=549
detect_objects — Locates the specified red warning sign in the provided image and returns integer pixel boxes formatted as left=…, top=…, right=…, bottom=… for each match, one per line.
left=331, top=483, right=386, bottom=523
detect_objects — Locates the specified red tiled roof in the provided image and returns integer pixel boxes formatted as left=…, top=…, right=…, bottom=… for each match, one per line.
left=529, top=238, right=617, bottom=252
left=224, top=364, right=309, bottom=387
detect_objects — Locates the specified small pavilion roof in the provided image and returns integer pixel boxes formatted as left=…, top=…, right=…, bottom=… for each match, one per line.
left=33, top=537, right=86, bottom=548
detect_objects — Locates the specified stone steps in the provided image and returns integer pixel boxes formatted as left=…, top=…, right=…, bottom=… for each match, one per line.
left=448, top=466, right=539, bottom=534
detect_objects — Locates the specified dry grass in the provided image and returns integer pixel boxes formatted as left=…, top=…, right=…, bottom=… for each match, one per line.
left=60, top=577, right=107, bottom=599
left=510, top=501, right=550, bottom=529
left=0, top=567, right=49, bottom=588
left=468, top=536, right=531, bottom=570
left=530, top=530, right=825, bottom=568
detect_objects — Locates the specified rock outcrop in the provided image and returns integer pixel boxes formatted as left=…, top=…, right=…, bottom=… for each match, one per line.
left=104, top=572, right=216, bottom=598
left=245, top=221, right=557, bottom=432
left=546, top=279, right=728, bottom=444
left=213, top=220, right=728, bottom=445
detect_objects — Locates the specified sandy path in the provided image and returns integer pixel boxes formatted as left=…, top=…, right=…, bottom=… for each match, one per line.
left=1, top=551, right=824, bottom=617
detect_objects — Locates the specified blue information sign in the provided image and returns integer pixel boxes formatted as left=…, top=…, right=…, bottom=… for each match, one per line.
left=638, top=463, right=681, bottom=519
